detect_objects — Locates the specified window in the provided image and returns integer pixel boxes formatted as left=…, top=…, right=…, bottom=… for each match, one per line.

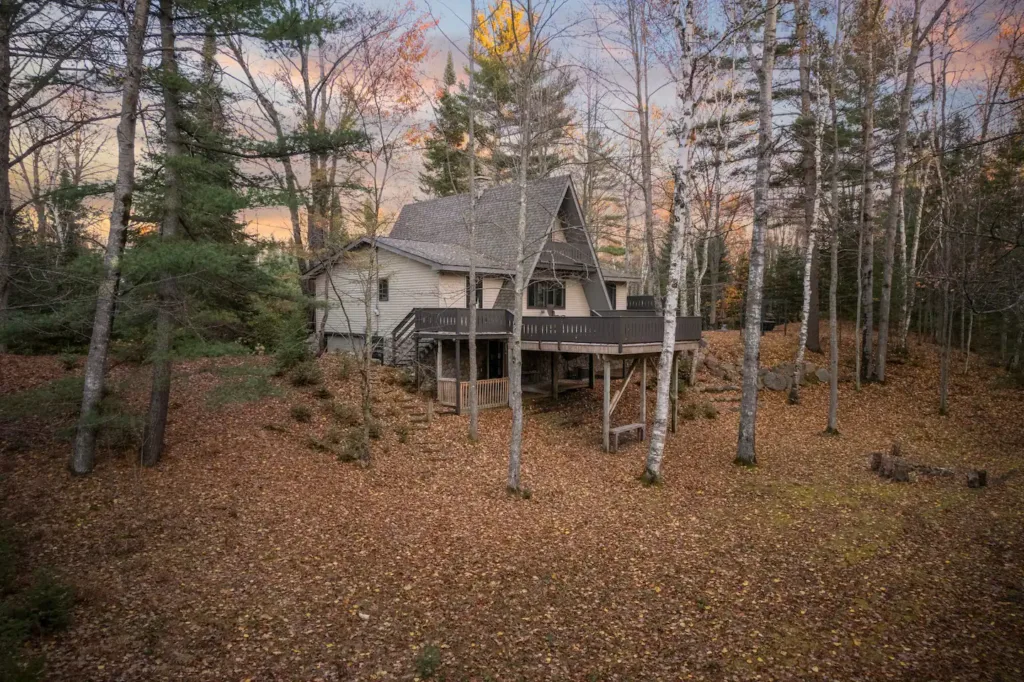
left=465, top=276, right=484, bottom=308
left=527, top=281, right=565, bottom=309
left=377, top=278, right=389, bottom=302
left=606, top=283, right=617, bottom=310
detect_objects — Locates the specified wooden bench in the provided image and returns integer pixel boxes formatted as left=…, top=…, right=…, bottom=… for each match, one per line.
left=609, top=423, right=645, bottom=453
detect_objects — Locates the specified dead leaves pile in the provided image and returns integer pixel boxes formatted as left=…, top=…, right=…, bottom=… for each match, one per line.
left=1, top=328, right=1023, bottom=681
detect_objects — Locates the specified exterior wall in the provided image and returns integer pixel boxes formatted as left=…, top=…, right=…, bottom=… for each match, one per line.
left=481, top=276, right=504, bottom=309
left=522, top=278, right=590, bottom=317
left=438, top=273, right=466, bottom=308
left=315, top=247, right=439, bottom=338
left=606, top=281, right=629, bottom=310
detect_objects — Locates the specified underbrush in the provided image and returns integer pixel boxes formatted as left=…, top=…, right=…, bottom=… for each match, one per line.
left=0, top=528, right=74, bottom=681
left=0, top=377, right=141, bottom=454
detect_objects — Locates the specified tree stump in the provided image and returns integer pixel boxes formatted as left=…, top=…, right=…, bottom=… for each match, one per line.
left=967, top=469, right=988, bottom=488
left=869, top=451, right=911, bottom=482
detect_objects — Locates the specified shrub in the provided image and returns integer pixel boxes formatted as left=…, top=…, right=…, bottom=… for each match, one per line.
left=313, top=387, right=333, bottom=400
left=679, top=401, right=700, bottom=421
left=325, top=427, right=342, bottom=445
left=338, top=430, right=368, bottom=462
left=57, top=353, right=77, bottom=372
left=272, top=342, right=310, bottom=377
left=414, top=644, right=441, bottom=678
left=701, top=401, right=718, bottom=419
left=396, top=423, right=409, bottom=444
left=289, top=361, right=322, bottom=387
left=367, top=419, right=382, bottom=440
left=329, top=401, right=360, bottom=426
left=335, top=354, right=355, bottom=380
left=290, top=405, right=312, bottom=423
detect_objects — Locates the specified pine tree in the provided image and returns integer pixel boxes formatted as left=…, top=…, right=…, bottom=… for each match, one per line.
left=420, top=53, right=473, bottom=196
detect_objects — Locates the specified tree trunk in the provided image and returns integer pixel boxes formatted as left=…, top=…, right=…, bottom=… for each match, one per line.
left=142, top=0, right=184, bottom=467
left=507, top=142, right=529, bottom=493
left=0, top=4, right=12, bottom=351
left=736, top=0, right=777, bottom=467
left=859, top=23, right=877, bottom=381
left=467, top=0, right=479, bottom=442
left=71, top=0, right=151, bottom=474
left=789, top=71, right=823, bottom=405
left=797, top=0, right=821, bottom=355
left=827, top=6, right=842, bottom=433
left=643, top=0, right=694, bottom=483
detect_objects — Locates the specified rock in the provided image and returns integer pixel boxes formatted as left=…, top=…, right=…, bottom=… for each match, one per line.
left=763, top=371, right=789, bottom=391
left=967, top=469, right=988, bottom=488
left=704, top=354, right=720, bottom=370
left=814, top=367, right=830, bottom=383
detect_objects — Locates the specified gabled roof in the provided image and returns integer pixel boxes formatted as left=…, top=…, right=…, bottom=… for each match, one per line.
left=388, top=175, right=571, bottom=270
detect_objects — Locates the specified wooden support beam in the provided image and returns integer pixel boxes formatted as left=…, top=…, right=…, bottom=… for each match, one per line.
left=670, top=352, right=679, bottom=433
left=436, top=339, right=443, bottom=400
left=551, top=351, right=559, bottom=399
left=455, top=339, right=462, bottom=416
left=640, top=356, right=647, bottom=425
left=588, top=353, right=594, bottom=389
left=603, top=355, right=611, bottom=452
left=609, top=357, right=640, bottom=416
left=414, top=333, right=420, bottom=390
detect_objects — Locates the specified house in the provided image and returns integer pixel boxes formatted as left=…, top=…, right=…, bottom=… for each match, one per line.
left=306, top=175, right=702, bottom=450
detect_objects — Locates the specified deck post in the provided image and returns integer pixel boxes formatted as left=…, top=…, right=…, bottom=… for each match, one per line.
left=455, top=339, right=462, bottom=415
left=588, top=354, right=594, bottom=388
left=551, top=352, right=559, bottom=399
left=414, top=332, right=420, bottom=390
left=603, top=355, right=611, bottom=452
left=640, top=356, right=647, bottom=426
left=435, top=339, right=443, bottom=400
left=670, top=351, right=679, bottom=433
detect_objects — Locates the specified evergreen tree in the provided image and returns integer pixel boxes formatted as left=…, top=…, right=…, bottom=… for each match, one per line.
left=420, top=53, right=472, bottom=196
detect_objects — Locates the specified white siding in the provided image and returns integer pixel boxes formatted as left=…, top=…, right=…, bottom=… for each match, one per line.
left=481, top=277, right=503, bottom=309
left=315, top=248, right=439, bottom=337
left=438, top=273, right=466, bottom=308
left=523, top=279, right=590, bottom=317
left=607, top=281, right=628, bottom=310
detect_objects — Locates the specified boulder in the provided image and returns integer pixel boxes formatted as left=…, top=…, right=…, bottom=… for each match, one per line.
left=763, top=371, right=789, bottom=391
left=814, top=367, right=830, bottom=383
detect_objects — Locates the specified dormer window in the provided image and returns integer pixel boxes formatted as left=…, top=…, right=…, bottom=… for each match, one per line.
left=527, top=281, right=565, bottom=309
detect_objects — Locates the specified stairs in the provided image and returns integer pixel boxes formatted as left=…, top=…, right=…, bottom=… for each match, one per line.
left=395, top=391, right=442, bottom=455
left=390, top=311, right=436, bottom=370
left=697, top=384, right=742, bottom=411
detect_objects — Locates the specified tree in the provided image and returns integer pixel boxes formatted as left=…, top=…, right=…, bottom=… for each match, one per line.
left=71, top=0, right=152, bottom=475
left=736, top=0, right=778, bottom=467
left=420, top=52, right=473, bottom=197
left=642, top=0, right=695, bottom=484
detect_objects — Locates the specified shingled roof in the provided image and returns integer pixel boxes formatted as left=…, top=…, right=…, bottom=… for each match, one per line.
left=388, top=175, right=571, bottom=269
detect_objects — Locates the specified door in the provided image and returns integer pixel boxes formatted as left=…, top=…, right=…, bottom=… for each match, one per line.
left=487, top=341, right=505, bottom=379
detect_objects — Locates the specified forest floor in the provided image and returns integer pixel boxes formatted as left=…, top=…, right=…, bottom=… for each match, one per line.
left=1, top=327, right=1023, bottom=681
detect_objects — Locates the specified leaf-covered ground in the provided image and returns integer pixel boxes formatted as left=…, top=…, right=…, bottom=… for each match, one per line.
left=1, top=329, right=1023, bottom=681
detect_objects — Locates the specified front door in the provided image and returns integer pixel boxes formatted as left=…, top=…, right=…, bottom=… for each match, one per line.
left=487, top=341, right=505, bottom=379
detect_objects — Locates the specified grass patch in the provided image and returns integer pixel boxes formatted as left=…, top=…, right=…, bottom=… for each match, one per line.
left=328, top=401, right=360, bottom=426
left=414, top=644, right=441, bottom=678
left=289, top=361, right=322, bottom=387
left=290, top=405, right=312, bottom=423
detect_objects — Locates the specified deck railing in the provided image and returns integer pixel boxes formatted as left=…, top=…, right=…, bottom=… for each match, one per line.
left=413, top=308, right=701, bottom=346
left=437, top=377, right=509, bottom=410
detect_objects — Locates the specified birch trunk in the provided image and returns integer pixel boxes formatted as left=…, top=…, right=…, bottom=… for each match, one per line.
left=797, top=0, right=821, bottom=355
left=71, top=0, right=151, bottom=474
left=141, top=0, right=184, bottom=467
left=643, top=0, right=694, bottom=483
left=507, top=144, right=529, bottom=492
left=789, top=72, right=823, bottom=405
left=876, top=0, right=950, bottom=381
left=736, top=0, right=777, bottom=467
left=859, top=24, right=877, bottom=381
left=467, top=0, right=479, bottom=441
left=900, top=159, right=929, bottom=348
left=827, top=0, right=842, bottom=433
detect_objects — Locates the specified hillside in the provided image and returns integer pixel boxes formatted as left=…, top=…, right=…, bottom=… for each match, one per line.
left=1, top=328, right=1022, bottom=680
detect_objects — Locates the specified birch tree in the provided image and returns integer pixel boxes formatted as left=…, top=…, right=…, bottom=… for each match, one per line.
left=826, top=0, right=844, bottom=434
left=875, top=0, right=952, bottom=382
left=736, top=0, right=778, bottom=467
left=71, top=0, right=151, bottom=475
left=642, top=0, right=694, bottom=484
left=468, top=0, right=480, bottom=441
